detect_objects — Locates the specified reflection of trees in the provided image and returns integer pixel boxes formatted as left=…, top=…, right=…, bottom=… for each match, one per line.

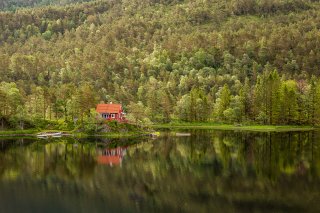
left=0, top=139, right=98, bottom=181
left=43, top=142, right=97, bottom=180
left=102, top=132, right=319, bottom=212
left=0, top=131, right=319, bottom=212
left=118, top=130, right=320, bottom=212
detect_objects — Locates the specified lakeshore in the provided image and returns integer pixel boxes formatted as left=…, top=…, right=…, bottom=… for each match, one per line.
left=153, top=123, right=316, bottom=132
left=0, top=129, right=151, bottom=138
left=0, top=123, right=316, bottom=138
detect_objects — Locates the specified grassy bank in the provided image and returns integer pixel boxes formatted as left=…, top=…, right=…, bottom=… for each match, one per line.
left=0, top=129, right=39, bottom=137
left=2, top=123, right=314, bottom=136
left=153, top=123, right=316, bottom=132
left=0, top=120, right=152, bottom=138
left=0, top=130, right=151, bottom=138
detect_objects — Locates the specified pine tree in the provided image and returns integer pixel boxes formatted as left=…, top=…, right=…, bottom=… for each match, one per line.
left=215, top=84, right=231, bottom=121
left=268, top=70, right=281, bottom=124
left=242, top=78, right=252, bottom=121
left=307, top=76, right=320, bottom=126
left=279, top=81, right=298, bottom=124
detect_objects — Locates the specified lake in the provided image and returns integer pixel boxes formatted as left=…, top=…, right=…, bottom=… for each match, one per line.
left=0, top=130, right=319, bottom=213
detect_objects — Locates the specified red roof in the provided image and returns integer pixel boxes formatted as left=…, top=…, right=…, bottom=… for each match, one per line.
left=96, top=104, right=122, bottom=113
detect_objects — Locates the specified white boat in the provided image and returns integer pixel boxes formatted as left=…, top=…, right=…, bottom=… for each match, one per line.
left=37, top=132, right=62, bottom=138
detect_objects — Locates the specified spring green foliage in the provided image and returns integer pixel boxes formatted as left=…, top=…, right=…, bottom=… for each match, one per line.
left=154, top=123, right=314, bottom=132
left=1, top=0, right=320, bottom=127
left=0, top=0, right=93, bottom=10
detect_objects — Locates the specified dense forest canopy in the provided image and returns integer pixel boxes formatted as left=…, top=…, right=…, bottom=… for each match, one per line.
left=1, top=0, right=320, bottom=128
left=0, top=0, right=94, bottom=10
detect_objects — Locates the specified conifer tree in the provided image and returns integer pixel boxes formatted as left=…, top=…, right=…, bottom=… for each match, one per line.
left=307, top=76, right=320, bottom=126
left=214, top=84, right=231, bottom=121
left=279, top=81, right=298, bottom=124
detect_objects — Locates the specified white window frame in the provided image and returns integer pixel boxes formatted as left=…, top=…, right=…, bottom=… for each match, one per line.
left=111, top=114, right=115, bottom=118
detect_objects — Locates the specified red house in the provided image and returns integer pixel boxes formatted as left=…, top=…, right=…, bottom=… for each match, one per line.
left=96, top=103, right=126, bottom=121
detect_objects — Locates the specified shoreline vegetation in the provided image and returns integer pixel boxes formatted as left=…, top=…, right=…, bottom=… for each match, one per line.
left=2, top=1, right=320, bottom=132
left=153, top=123, right=316, bottom=132
left=0, top=129, right=152, bottom=138
left=0, top=121, right=153, bottom=138
left=0, top=122, right=316, bottom=137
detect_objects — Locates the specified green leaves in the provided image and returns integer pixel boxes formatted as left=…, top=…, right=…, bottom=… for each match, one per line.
left=0, top=0, right=320, bottom=127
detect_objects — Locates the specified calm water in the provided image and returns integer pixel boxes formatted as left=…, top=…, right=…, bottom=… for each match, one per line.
left=0, top=130, right=319, bottom=213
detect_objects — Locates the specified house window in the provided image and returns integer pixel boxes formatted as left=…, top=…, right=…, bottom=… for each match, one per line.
left=111, top=114, right=115, bottom=118
left=102, top=114, right=107, bottom=118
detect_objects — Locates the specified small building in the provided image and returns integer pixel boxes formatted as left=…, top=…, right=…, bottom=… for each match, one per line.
left=96, top=103, right=125, bottom=121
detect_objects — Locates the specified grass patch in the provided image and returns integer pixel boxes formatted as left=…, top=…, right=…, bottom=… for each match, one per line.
left=0, top=129, right=38, bottom=136
left=153, top=123, right=315, bottom=132
left=0, top=129, right=150, bottom=138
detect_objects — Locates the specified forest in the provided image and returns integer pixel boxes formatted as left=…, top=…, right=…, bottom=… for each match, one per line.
left=1, top=0, right=320, bottom=129
left=0, top=0, right=94, bottom=10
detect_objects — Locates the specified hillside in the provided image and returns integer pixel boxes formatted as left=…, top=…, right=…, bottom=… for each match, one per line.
left=0, top=0, right=93, bottom=10
left=1, top=0, right=320, bottom=128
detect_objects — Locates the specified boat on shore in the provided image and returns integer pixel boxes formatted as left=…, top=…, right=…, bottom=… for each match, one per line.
left=37, top=132, right=62, bottom=138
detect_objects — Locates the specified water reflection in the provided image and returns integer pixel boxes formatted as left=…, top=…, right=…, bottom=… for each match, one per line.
left=97, top=147, right=127, bottom=167
left=0, top=130, right=319, bottom=213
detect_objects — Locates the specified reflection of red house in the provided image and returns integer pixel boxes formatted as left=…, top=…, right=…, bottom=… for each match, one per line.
left=97, top=147, right=127, bottom=166
left=96, top=103, right=126, bottom=121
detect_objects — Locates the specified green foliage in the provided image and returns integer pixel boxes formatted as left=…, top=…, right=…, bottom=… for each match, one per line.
left=0, top=0, right=320, bottom=127
left=41, top=30, right=52, bottom=40
left=105, top=120, right=141, bottom=132
left=175, top=88, right=211, bottom=122
left=279, top=80, right=298, bottom=124
left=126, top=101, right=152, bottom=125
left=214, top=84, right=231, bottom=121
left=0, top=0, right=93, bottom=10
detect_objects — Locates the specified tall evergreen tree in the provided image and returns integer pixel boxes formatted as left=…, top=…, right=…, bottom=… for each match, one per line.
left=279, top=80, right=298, bottom=124
left=307, top=76, right=320, bottom=126
left=214, top=84, right=231, bottom=121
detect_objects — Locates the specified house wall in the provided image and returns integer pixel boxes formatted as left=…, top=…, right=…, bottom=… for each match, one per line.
left=100, top=113, right=122, bottom=121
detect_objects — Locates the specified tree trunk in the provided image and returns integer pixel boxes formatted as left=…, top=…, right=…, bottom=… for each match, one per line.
left=20, top=120, right=24, bottom=130
left=43, top=98, right=46, bottom=120
left=49, top=105, right=52, bottom=120
left=64, top=106, right=67, bottom=122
